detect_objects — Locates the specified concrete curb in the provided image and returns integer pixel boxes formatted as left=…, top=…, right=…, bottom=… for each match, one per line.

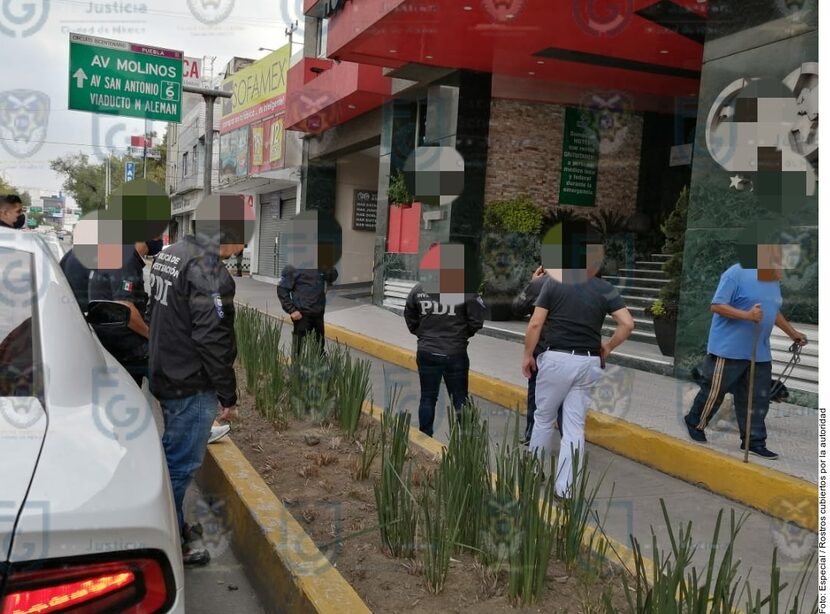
left=198, top=440, right=371, bottom=614
left=238, top=302, right=817, bottom=532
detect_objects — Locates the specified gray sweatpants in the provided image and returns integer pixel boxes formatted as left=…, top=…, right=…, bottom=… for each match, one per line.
left=530, top=350, right=602, bottom=497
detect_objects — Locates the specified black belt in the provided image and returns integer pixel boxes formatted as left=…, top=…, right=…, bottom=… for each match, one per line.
left=546, top=348, right=600, bottom=357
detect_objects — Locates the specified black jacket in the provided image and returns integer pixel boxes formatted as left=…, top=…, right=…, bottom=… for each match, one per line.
left=146, top=235, right=238, bottom=407
left=277, top=265, right=338, bottom=316
left=404, top=284, right=486, bottom=355
left=88, top=246, right=149, bottom=363
left=59, top=248, right=94, bottom=313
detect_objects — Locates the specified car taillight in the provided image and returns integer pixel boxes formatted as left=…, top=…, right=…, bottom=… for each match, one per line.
left=1, top=552, right=174, bottom=614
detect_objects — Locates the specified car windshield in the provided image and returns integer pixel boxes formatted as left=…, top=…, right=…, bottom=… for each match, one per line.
left=0, top=247, right=43, bottom=398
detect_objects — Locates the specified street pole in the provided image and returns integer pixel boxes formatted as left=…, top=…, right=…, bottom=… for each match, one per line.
left=143, top=118, right=149, bottom=179
left=285, top=20, right=298, bottom=49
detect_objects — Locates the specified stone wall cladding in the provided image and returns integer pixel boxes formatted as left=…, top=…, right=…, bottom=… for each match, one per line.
left=484, top=98, right=644, bottom=217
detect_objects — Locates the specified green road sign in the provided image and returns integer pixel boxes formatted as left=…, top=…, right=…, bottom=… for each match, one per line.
left=68, top=33, right=183, bottom=123
left=28, top=206, right=42, bottom=213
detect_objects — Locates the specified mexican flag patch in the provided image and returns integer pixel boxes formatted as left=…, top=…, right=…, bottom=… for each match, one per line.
left=121, top=280, right=135, bottom=293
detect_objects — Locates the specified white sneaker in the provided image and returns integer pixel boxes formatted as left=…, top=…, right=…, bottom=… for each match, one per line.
left=208, top=423, right=231, bottom=444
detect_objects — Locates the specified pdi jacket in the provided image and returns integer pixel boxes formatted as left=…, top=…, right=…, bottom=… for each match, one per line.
left=404, top=283, right=486, bottom=355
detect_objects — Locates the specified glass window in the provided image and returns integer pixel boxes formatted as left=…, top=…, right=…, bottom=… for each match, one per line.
left=0, top=248, right=42, bottom=398
left=318, top=18, right=329, bottom=59
left=182, top=152, right=188, bottom=178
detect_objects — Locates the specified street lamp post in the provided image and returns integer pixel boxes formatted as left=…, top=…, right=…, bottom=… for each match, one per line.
left=182, top=84, right=232, bottom=197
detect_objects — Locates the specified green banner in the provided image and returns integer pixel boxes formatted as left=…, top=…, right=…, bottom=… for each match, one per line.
left=558, top=107, right=600, bottom=207
left=68, top=33, right=183, bottom=122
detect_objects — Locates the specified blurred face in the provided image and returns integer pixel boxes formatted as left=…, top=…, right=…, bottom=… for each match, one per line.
left=219, top=243, right=244, bottom=258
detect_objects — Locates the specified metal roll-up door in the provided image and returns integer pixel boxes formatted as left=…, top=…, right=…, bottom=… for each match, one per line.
left=257, top=191, right=296, bottom=279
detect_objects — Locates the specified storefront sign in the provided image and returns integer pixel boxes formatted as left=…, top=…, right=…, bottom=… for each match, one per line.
left=558, top=107, right=600, bottom=207
left=220, top=45, right=289, bottom=134
left=352, top=190, right=378, bottom=231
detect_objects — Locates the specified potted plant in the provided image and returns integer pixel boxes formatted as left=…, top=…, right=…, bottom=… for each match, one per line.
left=388, top=169, right=413, bottom=207
left=480, top=195, right=543, bottom=321
left=646, top=186, right=689, bottom=357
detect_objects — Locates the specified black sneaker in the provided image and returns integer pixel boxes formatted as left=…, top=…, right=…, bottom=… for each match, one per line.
left=684, top=416, right=707, bottom=443
left=182, top=544, right=211, bottom=567
left=745, top=445, right=779, bottom=460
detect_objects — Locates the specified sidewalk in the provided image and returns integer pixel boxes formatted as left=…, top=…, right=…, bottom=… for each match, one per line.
left=234, top=277, right=817, bottom=528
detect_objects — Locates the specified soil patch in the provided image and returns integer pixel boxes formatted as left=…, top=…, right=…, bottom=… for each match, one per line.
left=229, top=367, right=630, bottom=613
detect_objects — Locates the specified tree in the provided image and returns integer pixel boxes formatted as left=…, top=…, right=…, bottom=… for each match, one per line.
left=50, top=153, right=105, bottom=214
left=50, top=146, right=167, bottom=216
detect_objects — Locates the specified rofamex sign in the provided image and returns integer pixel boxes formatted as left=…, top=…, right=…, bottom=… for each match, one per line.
left=68, top=33, right=183, bottom=123
left=219, top=44, right=290, bottom=177
left=220, top=45, right=289, bottom=134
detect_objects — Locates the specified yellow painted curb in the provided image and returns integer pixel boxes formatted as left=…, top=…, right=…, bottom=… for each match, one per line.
left=198, top=440, right=371, bottom=614
left=237, top=302, right=817, bottom=531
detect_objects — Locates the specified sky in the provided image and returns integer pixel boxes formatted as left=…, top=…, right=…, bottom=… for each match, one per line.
left=0, top=0, right=305, bottom=206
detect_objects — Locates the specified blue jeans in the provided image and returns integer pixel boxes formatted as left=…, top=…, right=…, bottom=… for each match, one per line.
left=416, top=350, right=469, bottom=437
left=686, top=354, right=773, bottom=446
left=160, top=391, right=217, bottom=536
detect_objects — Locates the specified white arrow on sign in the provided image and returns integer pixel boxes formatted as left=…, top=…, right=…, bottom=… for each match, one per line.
left=73, top=68, right=88, bottom=88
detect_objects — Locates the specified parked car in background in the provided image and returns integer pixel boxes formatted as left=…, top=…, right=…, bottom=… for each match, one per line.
left=0, top=229, right=184, bottom=613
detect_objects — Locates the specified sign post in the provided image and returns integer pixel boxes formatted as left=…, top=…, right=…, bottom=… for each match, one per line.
left=125, top=162, right=135, bottom=181
left=68, top=33, right=183, bottom=123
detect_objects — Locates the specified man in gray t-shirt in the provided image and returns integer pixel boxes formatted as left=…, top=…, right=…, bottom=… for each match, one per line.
left=522, top=223, right=634, bottom=499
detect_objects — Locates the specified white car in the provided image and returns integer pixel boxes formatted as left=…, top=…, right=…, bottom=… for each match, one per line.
left=0, top=229, right=184, bottom=612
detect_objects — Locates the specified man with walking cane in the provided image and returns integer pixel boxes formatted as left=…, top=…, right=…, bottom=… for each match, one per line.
left=683, top=241, right=807, bottom=459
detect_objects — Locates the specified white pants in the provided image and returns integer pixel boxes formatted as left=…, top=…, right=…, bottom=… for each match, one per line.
left=530, top=350, right=602, bottom=497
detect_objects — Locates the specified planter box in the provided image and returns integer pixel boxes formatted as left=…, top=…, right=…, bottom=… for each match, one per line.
left=652, top=316, right=677, bottom=357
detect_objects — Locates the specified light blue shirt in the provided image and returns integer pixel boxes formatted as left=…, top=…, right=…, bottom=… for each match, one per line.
left=707, top=264, right=782, bottom=362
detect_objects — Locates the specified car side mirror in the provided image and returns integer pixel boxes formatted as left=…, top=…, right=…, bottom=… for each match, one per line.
left=86, top=300, right=131, bottom=328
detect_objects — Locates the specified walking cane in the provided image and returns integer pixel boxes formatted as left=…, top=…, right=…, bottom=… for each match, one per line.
left=743, top=321, right=761, bottom=463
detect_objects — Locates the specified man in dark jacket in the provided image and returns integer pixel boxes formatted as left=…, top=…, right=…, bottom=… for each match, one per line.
left=59, top=248, right=94, bottom=313
left=277, top=210, right=341, bottom=356
left=278, top=264, right=338, bottom=356
left=87, top=238, right=163, bottom=386
left=404, top=280, right=486, bottom=437
left=512, top=265, right=561, bottom=444
left=146, top=203, right=244, bottom=567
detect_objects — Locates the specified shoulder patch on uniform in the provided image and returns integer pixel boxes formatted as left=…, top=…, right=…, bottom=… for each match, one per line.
left=212, top=293, right=225, bottom=319
left=121, top=280, right=135, bottom=293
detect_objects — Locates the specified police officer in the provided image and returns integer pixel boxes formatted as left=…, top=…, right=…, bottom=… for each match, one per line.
left=146, top=199, right=243, bottom=567
left=0, top=194, right=25, bottom=229
left=513, top=265, right=562, bottom=444
left=88, top=237, right=163, bottom=386
left=278, top=264, right=338, bottom=355
left=277, top=210, right=341, bottom=356
left=59, top=248, right=94, bottom=313
left=404, top=278, right=486, bottom=438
